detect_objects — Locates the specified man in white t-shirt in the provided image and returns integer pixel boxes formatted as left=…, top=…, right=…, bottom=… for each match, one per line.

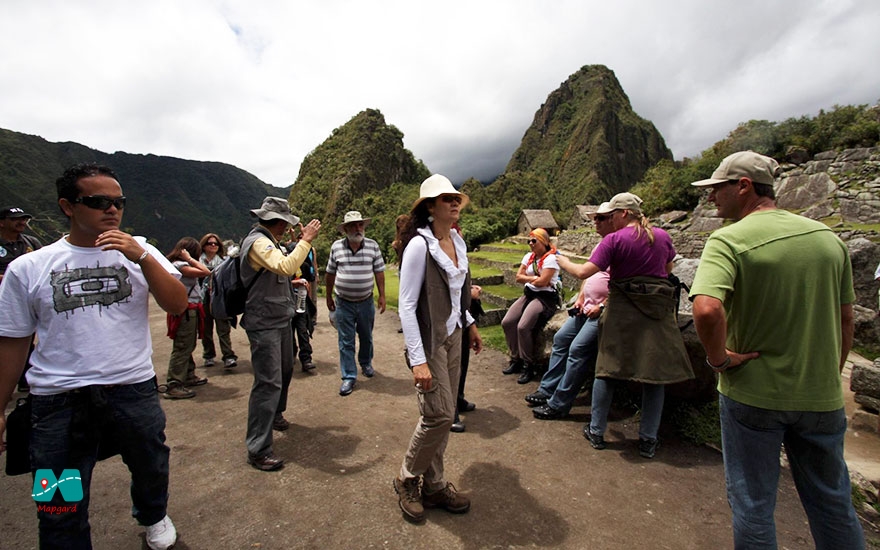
left=0, top=163, right=188, bottom=550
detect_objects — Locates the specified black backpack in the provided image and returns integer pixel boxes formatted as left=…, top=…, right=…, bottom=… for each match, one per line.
left=209, top=255, right=264, bottom=328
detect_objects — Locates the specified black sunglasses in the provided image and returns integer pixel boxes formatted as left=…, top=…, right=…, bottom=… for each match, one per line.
left=205, top=241, right=220, bottom=246
left=528, top=238, right=538, bottom=244
left=439, top=195, right=462, bottom=204
left=593, top=214, right=610, bottom=222
left=74, top=195, right=126, bottom=210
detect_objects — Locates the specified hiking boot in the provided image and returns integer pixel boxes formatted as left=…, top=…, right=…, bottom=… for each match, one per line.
left=422, top=482, right=470, bottom=514
left=162, top=382, right=195, bottom=400
left=184, top=375, right=208, bottom=387
left=639, top=438, right=659, bottom=459
left=203, top=357, right=215, bottom=367
left=583, top=426, right=606, bottom=450
left=533, top=404, right=568, bottom=420
left=361, top=365, right=375, bottom=378
left=273, top=414, right=290, bottom=431
left=247, top=453, right=284, bottom=471
left=502, top=358, right=524, bottom=375
left=524, top=391, right=549, bottom=406
left=224, top=357, right=238, bottom=369
left=339, top=379, right=355, bottom=396
left=301, top=361, right=316, bottom=372
left=145, top=514, right=177, bottom=550
left=393, top=477, right=424, bottom=522
left=517, top=364, right=538, bottom=384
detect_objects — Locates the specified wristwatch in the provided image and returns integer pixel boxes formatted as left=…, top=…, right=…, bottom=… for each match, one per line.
left=705, top=355, right=731, bottom=372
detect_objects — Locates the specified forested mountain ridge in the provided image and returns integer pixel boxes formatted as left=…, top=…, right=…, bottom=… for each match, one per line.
left=470, top=65, right=671, bottom=216
left=0, top=128, right=287, bottom=250
left=288, top=108, right=430, bottom=260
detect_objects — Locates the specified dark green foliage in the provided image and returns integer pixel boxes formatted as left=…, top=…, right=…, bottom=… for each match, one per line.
left=631, top=103, right=880, bottom=216
left=494, top=65, right=673, bottom=222
left=459, top=206, right=517, bottom=249
left=630, top=156, right=720, bottom=215
left=288, top=108, right=430, bottom=262
left=668, top=399, right=722, bottom=448
left=0, top=128, right=285, bottom=249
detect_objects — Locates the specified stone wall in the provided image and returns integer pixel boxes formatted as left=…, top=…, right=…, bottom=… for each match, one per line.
left=653, top=147, right=880, bottom=348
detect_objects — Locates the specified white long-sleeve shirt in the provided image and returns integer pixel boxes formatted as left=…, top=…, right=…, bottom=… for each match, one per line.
left=398, top=227, right=475, bottom=366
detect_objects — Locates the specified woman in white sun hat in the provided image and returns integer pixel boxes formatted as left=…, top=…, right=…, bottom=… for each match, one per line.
left=392, top=174, right=483, bottom=523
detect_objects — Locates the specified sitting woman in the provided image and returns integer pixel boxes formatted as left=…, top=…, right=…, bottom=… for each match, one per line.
left=501, top=228, right=560, bottom=384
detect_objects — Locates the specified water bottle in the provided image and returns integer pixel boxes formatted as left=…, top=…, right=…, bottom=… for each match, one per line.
left=295, top=285, right=308, bottom=314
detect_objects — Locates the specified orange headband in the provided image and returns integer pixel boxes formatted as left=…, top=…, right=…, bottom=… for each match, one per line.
left=529, top=228, right=551, bottom=248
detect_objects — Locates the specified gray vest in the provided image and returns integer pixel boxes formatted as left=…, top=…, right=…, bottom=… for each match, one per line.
left=239, top=225, right=295, bottom=331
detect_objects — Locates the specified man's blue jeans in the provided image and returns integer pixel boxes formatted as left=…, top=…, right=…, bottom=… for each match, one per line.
left=30, top=378, right=170, bottom=550
left=537, top=315, right=600, bottom=413
left=336, top=297, right=374, bottom=380
left=719, top=394, right=864, bottom=550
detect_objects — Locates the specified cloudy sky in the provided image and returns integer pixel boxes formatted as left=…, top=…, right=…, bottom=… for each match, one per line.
left=2, top=1, right=878, bottom=187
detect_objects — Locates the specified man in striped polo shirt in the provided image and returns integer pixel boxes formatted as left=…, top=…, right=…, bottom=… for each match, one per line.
left=325, top=211, right=386, bottom=396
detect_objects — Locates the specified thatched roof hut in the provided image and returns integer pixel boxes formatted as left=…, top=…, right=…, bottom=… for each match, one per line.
left=567, top=204, right=602, bottom=229
left=517, top=209, right=559, bottom=235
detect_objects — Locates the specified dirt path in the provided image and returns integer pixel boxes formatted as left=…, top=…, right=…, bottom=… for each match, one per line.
left=2, top=304, right=878, bottom=549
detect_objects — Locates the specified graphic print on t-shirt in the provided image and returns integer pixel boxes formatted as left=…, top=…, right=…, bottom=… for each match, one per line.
left=51, top=265, right=133, bottom=314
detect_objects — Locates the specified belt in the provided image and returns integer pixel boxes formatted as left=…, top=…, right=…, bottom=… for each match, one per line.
left=338, top=295, right=373, bottom=303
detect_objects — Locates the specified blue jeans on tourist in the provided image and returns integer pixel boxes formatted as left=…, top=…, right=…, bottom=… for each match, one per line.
left=30, top=378, right=169, bottom=550
left=538, top=315, right=600, bottom=413
left=719, top=394, right=864, bottom=550
left=336, top=297, right=374, bottom=380
left=589, top=378, right=665, bottom=440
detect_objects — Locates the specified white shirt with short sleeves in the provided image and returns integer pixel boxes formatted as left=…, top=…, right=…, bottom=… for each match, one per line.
left=520, top=251, right=560, bottom=292
left=0, top=236, right=181, bottom=395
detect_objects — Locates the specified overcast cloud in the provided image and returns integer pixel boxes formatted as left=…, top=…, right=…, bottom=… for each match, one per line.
left=1, top=0, right=878, bottom=187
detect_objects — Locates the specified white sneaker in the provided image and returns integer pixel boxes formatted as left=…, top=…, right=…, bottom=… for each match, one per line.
left=224, top=357, right=237, bottom=368
left=145, top=515, right=177, bottom=550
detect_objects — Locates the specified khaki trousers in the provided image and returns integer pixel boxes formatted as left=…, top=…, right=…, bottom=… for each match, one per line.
left=399, top=327, right=462, bottom=492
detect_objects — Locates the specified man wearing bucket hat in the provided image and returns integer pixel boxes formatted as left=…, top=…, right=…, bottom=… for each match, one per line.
left=325, top=210, right=386, bottom=396
left=0, top=206, right=43, bottom=392
left=689, top=151, right=864, bottom=547
left=240, top=197, right=321, bottom=471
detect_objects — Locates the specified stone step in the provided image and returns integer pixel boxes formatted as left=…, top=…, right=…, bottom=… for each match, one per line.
left=480, top=290, right=519, bottom=309
left=473, top=275, right=504, bottom=286
left=476, top=308, right=505, bottom=327
left=470, top=257, right=520, bottom=271
left=475, top=245, right=518, bottom=254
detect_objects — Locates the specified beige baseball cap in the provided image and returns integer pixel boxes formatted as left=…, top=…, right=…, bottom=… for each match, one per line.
left=691, top=151, right=779, bottom=187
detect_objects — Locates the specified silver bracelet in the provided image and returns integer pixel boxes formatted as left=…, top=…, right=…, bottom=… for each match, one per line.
left=705, top=355, right=731, bottom=372
left=134, top=250, right=149, bottom=264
